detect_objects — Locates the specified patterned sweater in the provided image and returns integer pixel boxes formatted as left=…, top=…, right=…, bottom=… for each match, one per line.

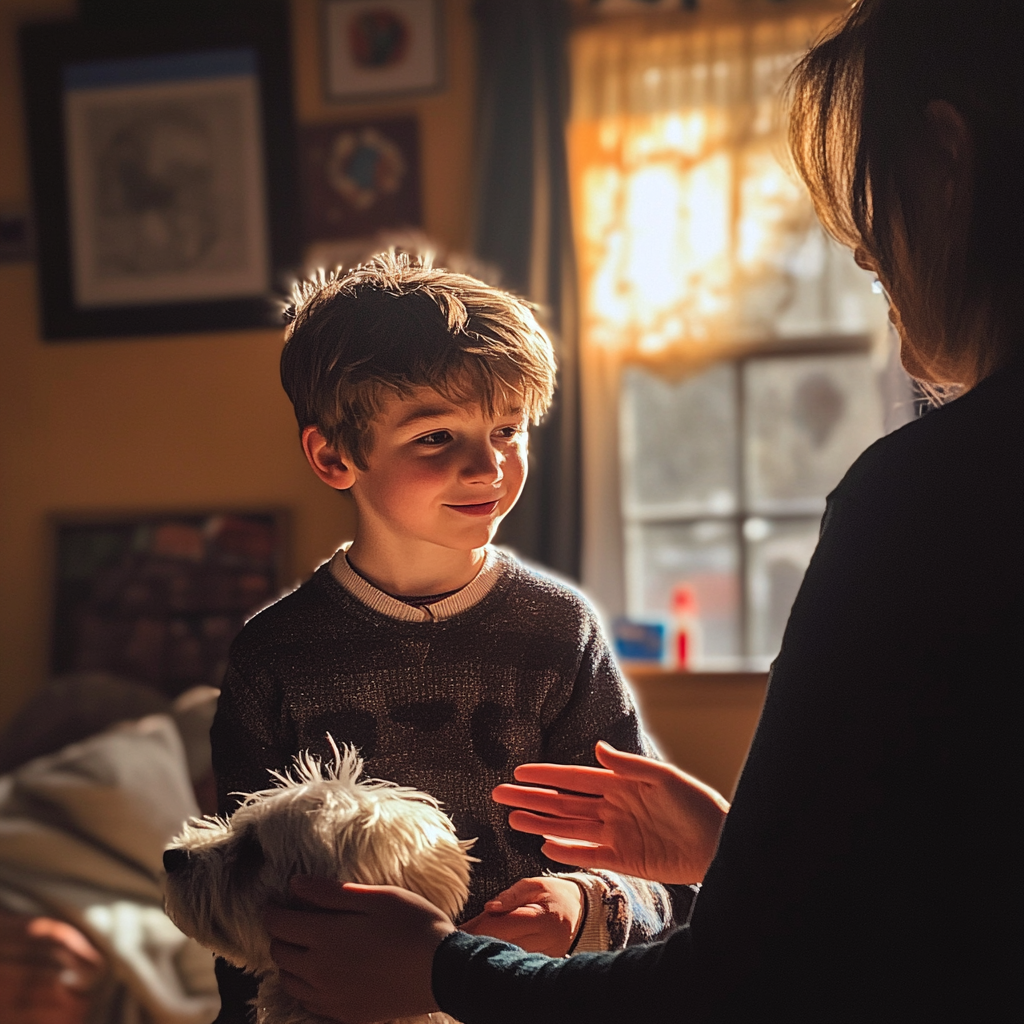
left=212, top=547, right=677, bottom=942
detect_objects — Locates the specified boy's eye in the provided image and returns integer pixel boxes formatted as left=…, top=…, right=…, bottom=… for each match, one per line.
left=415, top=430, right=452, bottom=446
left=495, top=425, right=523, bottom=440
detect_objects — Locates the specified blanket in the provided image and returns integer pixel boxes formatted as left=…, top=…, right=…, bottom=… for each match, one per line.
left=0, top=713, right=220, bottom=1024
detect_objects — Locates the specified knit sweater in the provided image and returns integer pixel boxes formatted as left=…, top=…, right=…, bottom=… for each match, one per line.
left=211, top=547, right=680, bottom=1018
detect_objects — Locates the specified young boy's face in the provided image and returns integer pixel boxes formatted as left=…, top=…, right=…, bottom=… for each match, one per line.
left=347, top=387, right=528, bottom=555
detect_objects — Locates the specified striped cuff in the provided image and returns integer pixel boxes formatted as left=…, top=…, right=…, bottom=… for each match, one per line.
left=556, top=872, right=611, bottom=954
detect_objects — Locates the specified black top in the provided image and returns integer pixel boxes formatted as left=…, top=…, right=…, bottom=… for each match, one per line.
left=434, top=355, right=1024, bottom=1023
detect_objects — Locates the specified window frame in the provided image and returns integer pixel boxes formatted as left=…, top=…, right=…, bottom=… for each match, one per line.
left=618, top=333, right=878, bottom=671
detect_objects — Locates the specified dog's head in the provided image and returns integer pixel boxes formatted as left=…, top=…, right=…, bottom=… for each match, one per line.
left=162, top=741, right=475, bottom=975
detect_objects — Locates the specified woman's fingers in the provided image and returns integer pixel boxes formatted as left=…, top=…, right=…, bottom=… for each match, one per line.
left=266, top=880, right=451, bottom=1023
left=594, top=741, right=669, bottom=780
left=507, top=745, right=668, bottom=793
left=507, top=810, right=605, bottom=843
left=290, top=876, right=375, bottom=909
left=492, top=783, right=603, bottom=819
left=511, top=762, right=614, bottom=793
left=539, top=839, right=616, bottom=869
left=265, top=879, right=385, bottom=946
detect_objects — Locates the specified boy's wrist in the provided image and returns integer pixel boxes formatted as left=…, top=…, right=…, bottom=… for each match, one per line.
left=554, top=873, right=610, bottom=954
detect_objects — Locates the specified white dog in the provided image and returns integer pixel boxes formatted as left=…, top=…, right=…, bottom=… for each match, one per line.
left=163, top=739, right=473, bottom=1024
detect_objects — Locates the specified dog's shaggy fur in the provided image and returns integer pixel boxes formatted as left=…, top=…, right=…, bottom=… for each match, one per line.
left=163, top=739, right=473, bottom=1024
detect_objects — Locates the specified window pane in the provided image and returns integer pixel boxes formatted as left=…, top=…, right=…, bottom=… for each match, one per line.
left=621, top=362, right=738, bottom=518
left=744, top=516, right=820, bottom=666
left=625, top=519, right=740, bottom=666
left=744, top=352, right=884, bottom=515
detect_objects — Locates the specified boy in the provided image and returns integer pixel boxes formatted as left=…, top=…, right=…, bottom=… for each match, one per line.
left=211, top=253, right=680, bottom=1019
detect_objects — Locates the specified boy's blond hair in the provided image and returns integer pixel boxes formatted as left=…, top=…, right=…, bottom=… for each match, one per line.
left=280, top=252, right=557, bottom=469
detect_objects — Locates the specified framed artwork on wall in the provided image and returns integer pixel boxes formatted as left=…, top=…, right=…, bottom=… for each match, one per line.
left=322, top=0, right=443, bottom=102
left=50, top=511, right=288, bottom=698
left=19, top=4, right=300, bottom=340
left=300, top=116, right=423, bottom=243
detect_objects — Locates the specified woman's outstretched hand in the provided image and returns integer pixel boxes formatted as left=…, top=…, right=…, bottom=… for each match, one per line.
left=265, top=876, right=454, bottom=1024
left=493, top=741, right=730, bottom=885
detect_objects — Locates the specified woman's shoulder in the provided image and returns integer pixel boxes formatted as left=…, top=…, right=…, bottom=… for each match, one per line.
left=836, top=358, right=1023, bottom=517
left=817, top=358, right=1023, bottom=617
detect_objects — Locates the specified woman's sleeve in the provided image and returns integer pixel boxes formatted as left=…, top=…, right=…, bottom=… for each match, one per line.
left=434, top=928, right=694, bottom=1023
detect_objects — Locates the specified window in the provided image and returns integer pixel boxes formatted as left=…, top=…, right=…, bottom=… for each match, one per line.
left=570, top=10, right=908, bottom=669
left=621, top=348, right=888, bottom=669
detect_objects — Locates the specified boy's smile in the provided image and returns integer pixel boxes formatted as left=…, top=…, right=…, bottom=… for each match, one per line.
left=447, top=500, right=501, bottom=517
left=303, top=387, right=528, bottom=596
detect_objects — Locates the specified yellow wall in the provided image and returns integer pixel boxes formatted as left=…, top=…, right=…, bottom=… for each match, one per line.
left=0, top=0, right=479, bottom=724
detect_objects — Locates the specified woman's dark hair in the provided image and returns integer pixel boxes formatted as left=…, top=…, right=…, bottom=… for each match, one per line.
left=787, top=0, right=1022, bottom=386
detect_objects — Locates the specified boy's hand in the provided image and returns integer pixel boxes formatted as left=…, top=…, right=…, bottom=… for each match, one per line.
left=460, top=877, right=583, bottom=957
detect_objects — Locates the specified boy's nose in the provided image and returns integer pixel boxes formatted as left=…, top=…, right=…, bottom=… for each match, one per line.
left=462, top=441, right=503, bottom=483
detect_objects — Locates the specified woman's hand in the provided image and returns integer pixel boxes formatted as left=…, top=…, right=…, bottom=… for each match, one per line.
left=461, top=876, right=583, bottom=957
left=493, top=741, right=730, bottom=885
left=265, top=875, right=454, bottom=1024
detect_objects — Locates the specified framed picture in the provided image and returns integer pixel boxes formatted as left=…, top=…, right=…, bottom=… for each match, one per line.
left=20, top=5, right=300, bottom=340
left=301, top=116, right=422, bottom=243
left=322, top=0, right=443, bottom=102
left=50, top=510, right=288, bottom=698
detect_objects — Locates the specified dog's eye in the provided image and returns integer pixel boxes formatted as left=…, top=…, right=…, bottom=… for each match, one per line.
left=231, top=828, right=265, bottom=874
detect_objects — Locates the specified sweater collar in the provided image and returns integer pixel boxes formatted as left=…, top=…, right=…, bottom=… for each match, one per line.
left=329, top=544, right=504, bottom=622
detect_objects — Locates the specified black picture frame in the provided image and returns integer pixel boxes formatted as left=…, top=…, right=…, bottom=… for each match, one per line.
left=50, top=508, right=289, bottom=698
left=20, top=4, right=300, bottom=340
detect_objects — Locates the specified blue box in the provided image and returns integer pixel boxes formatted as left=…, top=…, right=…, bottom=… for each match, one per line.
left=612, top=617, right=666, bottom=663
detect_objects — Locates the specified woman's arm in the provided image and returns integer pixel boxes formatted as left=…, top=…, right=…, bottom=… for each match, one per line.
left=265, top=877, right=690, bottom=1024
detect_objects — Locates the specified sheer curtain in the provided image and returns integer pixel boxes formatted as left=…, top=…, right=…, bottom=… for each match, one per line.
left=568, top=10, right=893, bottom=622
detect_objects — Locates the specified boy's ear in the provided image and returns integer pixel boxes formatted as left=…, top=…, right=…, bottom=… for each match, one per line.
left=302, top=426, right=357, bottom=491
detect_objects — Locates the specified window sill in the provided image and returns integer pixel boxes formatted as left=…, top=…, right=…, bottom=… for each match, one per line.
left=623, top=668, right=768, bottom=798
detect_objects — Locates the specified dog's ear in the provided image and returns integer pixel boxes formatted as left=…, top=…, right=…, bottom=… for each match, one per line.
left=229, top=826, right=265, bottom=878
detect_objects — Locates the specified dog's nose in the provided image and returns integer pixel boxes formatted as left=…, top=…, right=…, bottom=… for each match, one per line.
left=163, top=847, right=190, bottom=873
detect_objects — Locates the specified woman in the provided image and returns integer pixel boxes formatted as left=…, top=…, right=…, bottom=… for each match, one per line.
left=263, top=0, right=1022, bottom=1020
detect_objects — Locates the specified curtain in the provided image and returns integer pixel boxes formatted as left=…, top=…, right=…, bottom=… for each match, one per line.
left=569, top=10, right=876, bottom=368
left=568, top=10, right=891, bottom=617
left=473, top=0, right=581, bottom=580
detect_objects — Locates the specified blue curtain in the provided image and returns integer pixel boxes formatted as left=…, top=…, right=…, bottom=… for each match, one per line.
left=474, top=0, right=581, bottom=580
